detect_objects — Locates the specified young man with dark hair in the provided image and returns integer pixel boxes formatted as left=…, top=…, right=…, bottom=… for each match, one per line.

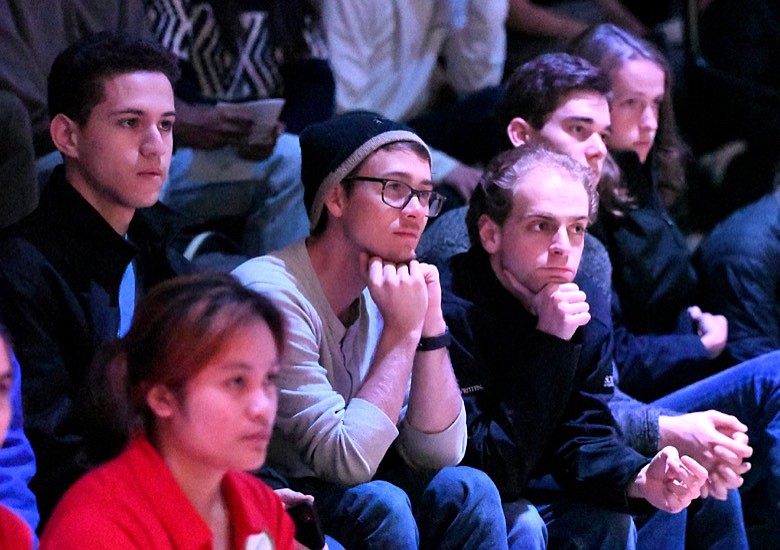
left=425, top=52, right=780, bottom=548
left=0, top=33, right=190, bottom=523
left=443, top=145, right=707, bottom=548
left=233, top=111, right=509, bottom=548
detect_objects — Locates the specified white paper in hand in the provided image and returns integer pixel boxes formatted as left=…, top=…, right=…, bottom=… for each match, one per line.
left=216, top=98, right=285, bottom=145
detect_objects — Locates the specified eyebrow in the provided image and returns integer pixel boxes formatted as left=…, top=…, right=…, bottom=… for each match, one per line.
left=522, top=211, right=590, bottom=223
left=111, top=108, right=177, bottom=118
left=563, top=116, right=596, bottom=124
left=563, top=116, right=610, bottom=132
left=220, top=359, right=282, bottom=372
left=379, top=172, right=434, bottom=188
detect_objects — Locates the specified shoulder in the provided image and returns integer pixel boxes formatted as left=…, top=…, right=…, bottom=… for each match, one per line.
left=233, top=243, right=322, bottom=321
left=40, top=463, right=135, bottom=548
left=699, top=193, right=780, bottom=263
left=232, top=242, right=306, bottom=290
left=0, top=505, right=32, bottom=550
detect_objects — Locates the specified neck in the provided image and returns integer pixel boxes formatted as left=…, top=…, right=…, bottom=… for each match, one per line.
left=154, top=431, right=227, bottom=537
left=307, top=231, right=367, bottom=324
left=66, top=164, right=135, bottom=235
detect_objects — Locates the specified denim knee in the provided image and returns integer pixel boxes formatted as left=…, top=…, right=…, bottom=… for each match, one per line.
left=340, top=480, right=418, bottom=548
left=503, top=498, right=547, bottom=550
left=422, top=466, right=509, bottom=549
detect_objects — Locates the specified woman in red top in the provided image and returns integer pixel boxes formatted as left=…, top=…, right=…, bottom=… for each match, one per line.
left=41, top=273, right=295, bottom=550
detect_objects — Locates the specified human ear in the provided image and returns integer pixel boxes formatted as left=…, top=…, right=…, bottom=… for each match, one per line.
left=478, top=214, right=502, bottom=254
left=49, top=113, right=80, bottom=158
left=507, top=117, right=532, bottom=147
left=145, top=385, right=178, bottom=419
left=322, top=182, right=348, bottom=220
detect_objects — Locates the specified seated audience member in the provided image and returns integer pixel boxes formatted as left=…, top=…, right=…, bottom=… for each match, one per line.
left=442, top=145, right=706, bottom=548
left=0, top=0, right=311, bottom=259
left=232, top=112, right=508, bottom=548
left=0, top=329, right=34, bottom=549
left=0, top=340, right=38, bottom=538
left=421, top=51, right=777, bottom=547
left=145, top=0, right=329, bottom=256
left=321, top=0, right=508, bottom=203
left=0, top=33, right=190, bottom=523
left=570, top=24, right=731, bottom=400
left=694, top=188, right=780, bottom=362
left=40, top=274, right=294, bottom=549
left=499, top=51, right=763, bottom=547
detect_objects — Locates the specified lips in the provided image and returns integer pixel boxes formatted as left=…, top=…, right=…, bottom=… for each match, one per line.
left=394, top=225, right=422, bottom=240
left=542, top=267, right=575, bottom=280
left=394, top=231, right=420, bottom=239
left=242, top=431, right=271, bottom=447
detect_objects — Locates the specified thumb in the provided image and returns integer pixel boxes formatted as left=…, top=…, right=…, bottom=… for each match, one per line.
left=688, top=305, right=703, bottom=320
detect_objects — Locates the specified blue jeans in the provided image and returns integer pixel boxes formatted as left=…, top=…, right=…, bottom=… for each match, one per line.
left=162, top=133, right=309, bottom=256
left=503, top=496, right=635, bottom=550
left=637, top=489, right=748, bottom=550
left=292, top=465, right=508, bottom=549
left=652, top=350, right=780, bottom=543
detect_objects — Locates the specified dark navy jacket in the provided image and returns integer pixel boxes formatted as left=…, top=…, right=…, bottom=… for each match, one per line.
left=694, top=191, right=780, bottom=362
left=441, top=247, right=648, bottom=511
left=591, top=151, right=716, bottom=401
left=0, top=166, right=191, bottom=523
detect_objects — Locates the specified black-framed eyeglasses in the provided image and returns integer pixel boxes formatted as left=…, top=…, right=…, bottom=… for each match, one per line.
left=342, top=176, right=446, bottom=217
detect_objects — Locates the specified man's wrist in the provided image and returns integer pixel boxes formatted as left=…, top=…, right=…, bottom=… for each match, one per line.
left=417, top=327, right=451, bottom=352
left=657, top=415, right=675, bottom=450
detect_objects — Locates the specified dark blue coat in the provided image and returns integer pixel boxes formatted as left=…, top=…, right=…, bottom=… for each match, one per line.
left=441, top=246, right=648, bottom=511
left=0, top=166, right=191, bottom=523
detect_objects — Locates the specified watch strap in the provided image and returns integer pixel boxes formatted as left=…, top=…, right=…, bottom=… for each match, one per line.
left=417, top=327, right=451, bottom=352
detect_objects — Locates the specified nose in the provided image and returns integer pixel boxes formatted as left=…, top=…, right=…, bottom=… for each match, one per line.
left=248, top=387, right=277, bottom=419
left=139, top=125, right=167, bottom=157
left=402, top=193, right=426, bottom=218
left=550, top=226, right=571, bottom=256
left=585, top=134, right=607, bottom=166
left=640, top=104, right=658, bottom=132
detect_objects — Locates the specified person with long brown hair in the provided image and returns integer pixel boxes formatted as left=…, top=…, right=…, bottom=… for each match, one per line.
left=570, top=23, right=731, bottom=401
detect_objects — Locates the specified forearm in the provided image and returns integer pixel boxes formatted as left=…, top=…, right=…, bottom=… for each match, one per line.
left=406, top=346, right=462, bottom=433
left=608, top=388, right=663, bottom=456
left=355, top=328, right=418, bottom=423
left=613, top=326, right=712, bottom=400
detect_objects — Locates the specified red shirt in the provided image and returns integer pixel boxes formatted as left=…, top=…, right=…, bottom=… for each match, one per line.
left=0, top=504, right=32, bottom=549
left=40, top=437, right=295, bottom=549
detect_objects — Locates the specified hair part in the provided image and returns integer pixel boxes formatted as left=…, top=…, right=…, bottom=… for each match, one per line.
left=85, top=273, right=285, bottom=461
left=569, top=23, right=689, bottom=210
left=48, top=32, right=180, bottom=126
left=467, top=145, right=598, bottom=250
